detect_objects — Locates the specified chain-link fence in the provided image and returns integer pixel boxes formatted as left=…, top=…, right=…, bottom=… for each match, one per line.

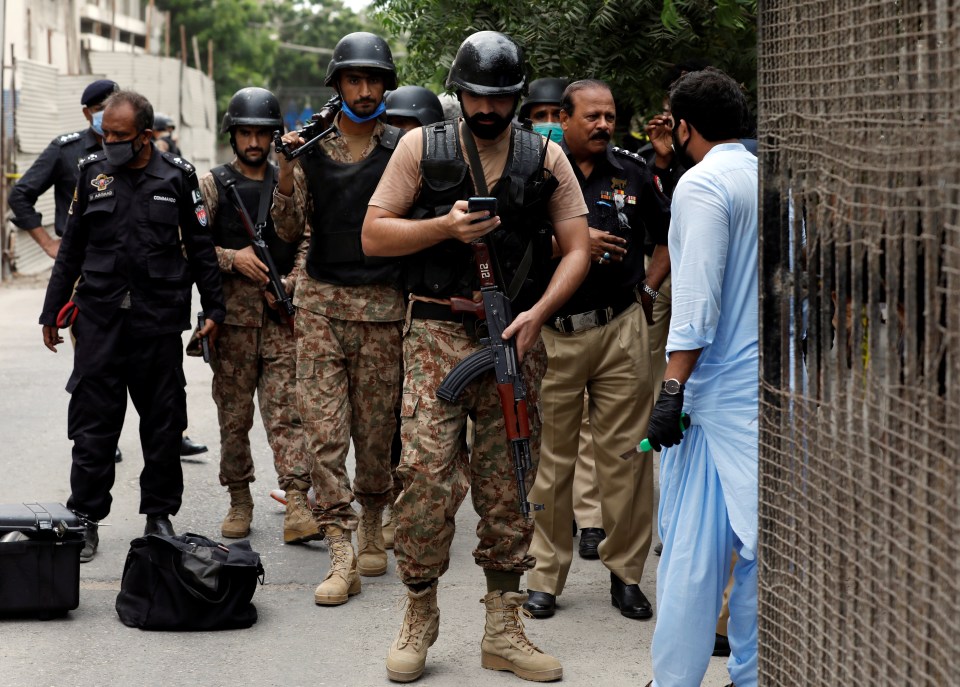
left=758, top=2, right=960, bottom=684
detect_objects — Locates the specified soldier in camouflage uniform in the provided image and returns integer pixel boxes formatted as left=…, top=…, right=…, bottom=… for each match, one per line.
left=273, top=32, right=404, bottom=606
left=199, top=87, right=316, bottom=544
left=363, top=31, right=590, bottom=684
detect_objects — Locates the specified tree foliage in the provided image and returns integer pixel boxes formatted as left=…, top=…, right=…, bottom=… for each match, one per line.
left=156, top=0, right=377, bottom=117
left=374, top=0, right=756, bottom=124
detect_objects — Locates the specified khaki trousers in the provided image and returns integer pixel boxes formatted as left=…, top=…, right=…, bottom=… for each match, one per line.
left=528, top=303, right=655, bottom=594
left=573, top=392, right=603, bottom=528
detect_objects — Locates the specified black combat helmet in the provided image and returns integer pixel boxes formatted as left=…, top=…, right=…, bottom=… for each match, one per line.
left=324, top=32, right=397, bottom=90
left=153, top=112, right=173, bottom=132
left=519, top=77, right=569, bottom=120
left=220, top=87, right=282, bottom=134
left=385, top=86, right=445, bottom=126
left=445, top=31, right=526, bottom=96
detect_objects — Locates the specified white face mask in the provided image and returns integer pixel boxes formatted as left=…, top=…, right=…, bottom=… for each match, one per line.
left=91, top=111, right=104, bottom=136
left=103, top=136, right=143, bottom=167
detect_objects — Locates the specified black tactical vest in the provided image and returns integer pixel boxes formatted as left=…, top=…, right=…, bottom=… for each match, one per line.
left=211, top=163, right=297, bottom=276
left=406, top=120, right=558, bottom=312
left=301, top=125, right=402, bottom=286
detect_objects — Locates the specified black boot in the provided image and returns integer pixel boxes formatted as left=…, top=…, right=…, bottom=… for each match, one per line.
left=79, top=518, right=99, bottom=563
left=610, top=572, right=652, bottom=619
left=522, top=590, right=557, bottom=618
left=144, top=515, right=175, bottom=537
left=180, top=435, right=208, bottom=456
left=578, top=527, right=605, bottom=559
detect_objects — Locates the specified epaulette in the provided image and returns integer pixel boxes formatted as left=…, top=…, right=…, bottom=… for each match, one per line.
left=612, top=146, right=647, bottom=167
left=161, top=151, right=196, bottom=175
left=78, top=150, right=107, bottom=169
left=56, top=131, right=83, bottom=146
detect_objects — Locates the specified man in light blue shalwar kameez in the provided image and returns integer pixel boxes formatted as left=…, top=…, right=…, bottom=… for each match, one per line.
left=644, top=68, right=759, bottom=687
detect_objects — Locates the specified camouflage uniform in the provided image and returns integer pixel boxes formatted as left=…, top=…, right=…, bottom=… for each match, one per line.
left=198, top=165, right=310, bottom=491
left=394, top=314, right=547, bottom=584
left=272, top=119, right=403, bottom=531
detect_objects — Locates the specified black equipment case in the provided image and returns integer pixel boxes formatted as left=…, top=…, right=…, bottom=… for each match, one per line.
left=0, top=502, right=85, bottom=618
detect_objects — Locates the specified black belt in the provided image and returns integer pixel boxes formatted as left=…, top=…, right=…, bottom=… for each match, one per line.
left=548, top=298, right=633, bottom=334
left=410, top=300, right=484, bottom=339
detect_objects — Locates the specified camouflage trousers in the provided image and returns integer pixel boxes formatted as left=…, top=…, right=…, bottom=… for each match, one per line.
left=393, top=317, right=547, bottom=586
left=211, top=317, right=307, bottom=491
left=296, top=309, right=401, bottom=530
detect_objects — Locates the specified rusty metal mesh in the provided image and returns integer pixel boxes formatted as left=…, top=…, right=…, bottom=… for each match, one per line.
left=758, top=2, right=960, bottom=684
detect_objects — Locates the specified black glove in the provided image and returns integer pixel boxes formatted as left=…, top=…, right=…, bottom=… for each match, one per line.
left=645, top=390, right=685, bottom=451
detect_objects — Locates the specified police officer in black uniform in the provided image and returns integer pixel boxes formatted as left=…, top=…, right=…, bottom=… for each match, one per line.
left=8, top=79, right=118, bottom=259
left=39, top=90, right=225, bottom=562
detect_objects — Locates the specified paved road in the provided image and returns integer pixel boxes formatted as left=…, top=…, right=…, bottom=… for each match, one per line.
left=0, top=278, right=731, bottom=687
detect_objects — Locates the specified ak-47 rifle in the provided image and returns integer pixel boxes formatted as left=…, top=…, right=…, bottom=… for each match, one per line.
left=436, top=239, right=543, bottom=519
left=220, top=177, right=296, bottom=334
left=272, top=95, right=342, bottom=161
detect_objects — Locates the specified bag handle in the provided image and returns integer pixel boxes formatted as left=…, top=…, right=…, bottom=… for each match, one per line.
left=170, top=556, right=233, bottom=604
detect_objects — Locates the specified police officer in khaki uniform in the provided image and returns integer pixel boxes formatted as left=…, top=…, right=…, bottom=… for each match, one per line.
left=272, top=32, right=404, bottom=606
left=39, top=90, right=224, bottom=562
left=363, top=31, right=589, bottom=684
left=198, top=87, right=315, bottom=544
left=523, top=79, right=671, bottom=622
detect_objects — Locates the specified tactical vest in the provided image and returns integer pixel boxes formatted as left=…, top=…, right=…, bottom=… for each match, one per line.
left=211, top=163, right=297, bottom=276
left=301, top=125, right=402, bottom=286
left=405, top=120, right=558, bottom=312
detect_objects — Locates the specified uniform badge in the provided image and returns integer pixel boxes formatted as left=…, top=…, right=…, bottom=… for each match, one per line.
left=600, top=191, right=613, bottom=201
left=654, top=175, right=664, bottom=195
left=611, top=178, right=627, bottom=192
left=191, top=189, right=202, bottom=204
left=90, top=174, right=114, bottom=192
left=68, top=187, right=77, bottom=215
left=626, top=195, right=637, bottom=205
left=195, top=204, right=208, bottom=227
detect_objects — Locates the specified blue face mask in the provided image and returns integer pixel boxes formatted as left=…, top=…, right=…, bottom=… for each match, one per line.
left=91, top=111, right=104, bottom=136
left=533, top=122, right=563, bottom=144
left=341, top=100, right=386, bottom=124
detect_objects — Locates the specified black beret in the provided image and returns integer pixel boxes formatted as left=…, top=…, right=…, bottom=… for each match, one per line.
left=81, top=79, right=119, bottom=107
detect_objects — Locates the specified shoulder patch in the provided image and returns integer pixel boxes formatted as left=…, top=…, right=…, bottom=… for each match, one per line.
left=161, top=151, right=196, bottom=174
left=612, top=146, right=647, bottom=167
left=78, top=150, right=107, bottom=169
left=57, top=131, right=83, bottom=145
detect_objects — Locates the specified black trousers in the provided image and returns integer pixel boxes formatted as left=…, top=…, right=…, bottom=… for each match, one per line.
left=65, top=313, right=187, bottom=521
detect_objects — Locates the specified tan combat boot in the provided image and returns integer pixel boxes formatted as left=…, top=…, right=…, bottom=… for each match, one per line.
left=386, top=582, right=440, bottom=682
left=480, top=591, right=563, bottom=682
left=382, top=503, right=396, bottom=550
left=284, top=487, right=322, bottom=544
left=221, top=484, right=253, bottom=539
left=314, top=525, right=361, bottom=605
left=357, top=506, right=388, bottom=576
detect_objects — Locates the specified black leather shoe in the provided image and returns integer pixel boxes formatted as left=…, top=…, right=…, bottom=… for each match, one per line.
left=713, top=633, right=731, bottom=657
left=115, top=447, right=123, bottom=463
left=180, top=435, right=208, bottom=456
left=654, top=542, right=663, bottom=556
left=144, top=515, right=176, bottom=537
left=79, top=521, right=99, bottom=563
left=523, top=590, right=556, bottom=618
left=578, top=527, right=605, bottom=559
left=610, top=572, right=652, bottom=619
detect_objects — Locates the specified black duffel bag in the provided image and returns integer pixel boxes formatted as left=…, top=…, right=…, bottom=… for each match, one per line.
left=116, top=532, right=264, bottom=631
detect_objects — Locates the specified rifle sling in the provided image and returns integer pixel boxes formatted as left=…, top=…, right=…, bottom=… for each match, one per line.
left=459, top=121, right=533, bottom=302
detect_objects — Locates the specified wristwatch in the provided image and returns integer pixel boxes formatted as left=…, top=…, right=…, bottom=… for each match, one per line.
left=640, top=282, right=659, bottom=303
left=662, top=378, right=684, bottom=395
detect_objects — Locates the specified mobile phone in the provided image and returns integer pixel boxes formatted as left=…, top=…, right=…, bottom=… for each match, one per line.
left=467, top=196, right=498, bottom=224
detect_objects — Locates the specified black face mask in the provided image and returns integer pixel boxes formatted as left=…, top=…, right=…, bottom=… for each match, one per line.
left=464, top=110, right=512, bottom=140
left=103, top=135, right=145, bottom=167
left=671, top=124, right=695, bottom=169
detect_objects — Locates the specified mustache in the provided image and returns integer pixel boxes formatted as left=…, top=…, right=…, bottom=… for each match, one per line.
left=244, top=147, right=263, bottom=154
left=590, top=130, right=611, bottom=141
